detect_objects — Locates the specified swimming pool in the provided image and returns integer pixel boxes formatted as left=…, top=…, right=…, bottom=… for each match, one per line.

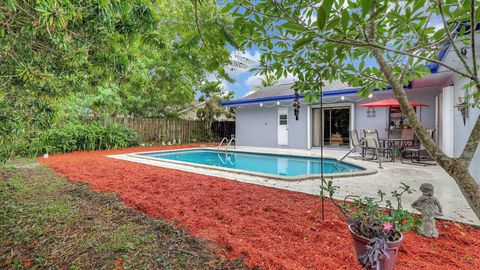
left=135, top=149, right=365, bottom=178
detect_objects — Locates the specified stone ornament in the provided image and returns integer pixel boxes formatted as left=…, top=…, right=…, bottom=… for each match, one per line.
left=411, top=183, right=443, bottom=238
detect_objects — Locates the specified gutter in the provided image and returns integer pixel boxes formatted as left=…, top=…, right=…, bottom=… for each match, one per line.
left=220, top=86, right=413, bottom=107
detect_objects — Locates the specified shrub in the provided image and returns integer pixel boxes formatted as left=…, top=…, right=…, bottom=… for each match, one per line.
left=22, top=121, right=138, bottom=157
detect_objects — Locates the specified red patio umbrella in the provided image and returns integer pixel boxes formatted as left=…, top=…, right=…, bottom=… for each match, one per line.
left=359, top=98, right=428, bottom=108
left=359, top=98, right=428, bottom=138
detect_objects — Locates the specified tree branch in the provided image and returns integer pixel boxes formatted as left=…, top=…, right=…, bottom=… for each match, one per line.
left=400, top=2, right=437, bottom=82
left=249, top=1, right=476, bottom=80
left=470, top=0, right=478, bottom=88
left=193, top=0, right=212, bottom=52
left=437, top=0, right=474, bottom=76
left=460, top=115, right=480, bottom=165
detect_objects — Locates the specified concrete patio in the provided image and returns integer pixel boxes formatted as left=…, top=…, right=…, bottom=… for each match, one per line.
left=110, top=146, right=480, bottom=226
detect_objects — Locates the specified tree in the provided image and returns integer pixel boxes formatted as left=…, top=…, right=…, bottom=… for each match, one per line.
left=223, top=0, right=480, bottom=220
left=196, top=81, right=235, bottom=126
left=253, top=74, right=280, bottom=91
left=0, top=0, right=237, bottom=158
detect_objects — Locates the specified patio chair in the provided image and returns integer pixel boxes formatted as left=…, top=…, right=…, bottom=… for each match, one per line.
left=401, top=129, right=436, bottom=165
left=363, top=129, right=393, bottom=168
left=349, top=129, right=366, bottom=157
left=339, top=129, right=367, bottom=161
left=400, top=128, right=415, bottom=148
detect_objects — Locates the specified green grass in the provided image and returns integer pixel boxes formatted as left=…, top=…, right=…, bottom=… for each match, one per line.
left=0, top=160, right=248, bottom=269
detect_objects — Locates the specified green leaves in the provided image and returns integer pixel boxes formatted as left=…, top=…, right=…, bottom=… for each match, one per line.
left=1, top=0, right=235, bottom=154
left=317, top=8, right=326, bottom=31
left=281, top=21, right=306, bottom=33
left=293, top=36, right=314, bottom=50
left=317, top=0, right=334, bottom=30
left=361, top=0, right=374, bottom=16
left=5, top=0, right=17, bottom=12
left=341, top=9, right=350, bottom=30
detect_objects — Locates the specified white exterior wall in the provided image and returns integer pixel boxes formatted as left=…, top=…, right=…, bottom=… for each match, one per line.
left=451, top=76, right=480, bottom=182
left=436, top=35, right=480, bottom=183
left=235, top=103, right=309, bottom=149
left=354, top=87, right=440, bottom=139
left=234, top=87, right=440, bottom=150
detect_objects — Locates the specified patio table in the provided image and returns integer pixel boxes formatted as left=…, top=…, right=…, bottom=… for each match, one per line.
left=379, top=138, right=419, bottom=162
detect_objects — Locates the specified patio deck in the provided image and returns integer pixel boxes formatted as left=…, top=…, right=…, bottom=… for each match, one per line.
left=112, top=146, right=480, bottom=226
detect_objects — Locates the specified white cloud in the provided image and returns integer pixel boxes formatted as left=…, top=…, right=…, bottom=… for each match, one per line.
left=218, top=79, right=229, bottom=91
left=203, top=72, right=231, bottom=93
left=244, top=74, right=262, bottom=87
left=428, top=15, right=444, bottom=30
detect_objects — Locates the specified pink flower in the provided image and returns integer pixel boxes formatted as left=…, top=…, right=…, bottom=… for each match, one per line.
left=383, top=222, right=394, bottom=232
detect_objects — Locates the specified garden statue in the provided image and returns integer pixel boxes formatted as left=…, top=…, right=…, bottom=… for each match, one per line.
left=411, top=183, right=443, bottom=238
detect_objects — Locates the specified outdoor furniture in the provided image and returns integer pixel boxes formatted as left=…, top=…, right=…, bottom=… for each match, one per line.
left=401, top=129, right=436, bottom=165
left=349, top=129, right=366, bottom=157
left=363, top=129, right=393, bottom=168
left=330, top=133, right=343, bottom=146
left=359, top=98, right=428, bottom=139
left=400, top=128, right=415, bottom=147
left=339, top=129, right=367, bottom=161
left=379, top=138, right=419, bottom=162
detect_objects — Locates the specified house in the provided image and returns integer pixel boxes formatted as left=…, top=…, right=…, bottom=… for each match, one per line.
left=220, top=40, right=480, bottom=182
left=178, top=101, right=234, bottom=121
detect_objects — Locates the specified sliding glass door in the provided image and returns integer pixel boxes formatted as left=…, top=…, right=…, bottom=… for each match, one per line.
left=311, top=107, right=350, bottom=147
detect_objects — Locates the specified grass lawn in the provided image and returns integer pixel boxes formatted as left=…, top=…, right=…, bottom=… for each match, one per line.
left=0, top=159, right=247, bottom=269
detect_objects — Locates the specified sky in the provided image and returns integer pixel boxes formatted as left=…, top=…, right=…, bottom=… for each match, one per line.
left=216, top=48, right=299, bottom=99
left=219, top=49, right=269, bottom=99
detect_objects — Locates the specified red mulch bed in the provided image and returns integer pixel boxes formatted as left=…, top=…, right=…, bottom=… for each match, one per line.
left=38, top=145, right=480, bottom=270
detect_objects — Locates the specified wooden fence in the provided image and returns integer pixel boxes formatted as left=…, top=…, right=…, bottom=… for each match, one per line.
left=113, top=117, right=235, bottom=144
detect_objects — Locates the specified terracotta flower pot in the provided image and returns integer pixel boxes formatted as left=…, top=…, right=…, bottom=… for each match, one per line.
left=348, top=224, right=403, bottom=270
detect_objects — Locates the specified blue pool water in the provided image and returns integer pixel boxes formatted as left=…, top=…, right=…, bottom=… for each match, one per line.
left=138, top=149, right=364, bottom=177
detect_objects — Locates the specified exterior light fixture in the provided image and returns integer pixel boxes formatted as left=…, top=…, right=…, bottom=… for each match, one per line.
left=368, top=94, right=373, bottom=99
left=455, top=97, right=469, bottom=125
left=260, top=103, right=263, bottom=107
left=340, top=96, right=345, bottom=101
left=276, top=101, right=280, bottom=106
left=367, top=107, right=376, bottom=117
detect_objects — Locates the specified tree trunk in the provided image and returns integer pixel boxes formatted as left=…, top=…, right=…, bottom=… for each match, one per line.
left=371, top=47, right=480, bottom=221
left=461, top=116, right=480, bottom=164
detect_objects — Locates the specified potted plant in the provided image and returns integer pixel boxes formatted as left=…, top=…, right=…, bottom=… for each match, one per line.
left=322, top=182, right=421, bottom=270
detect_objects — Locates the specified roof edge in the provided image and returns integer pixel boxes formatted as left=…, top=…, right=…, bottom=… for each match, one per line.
left=220, top=87, right=362, bottom=106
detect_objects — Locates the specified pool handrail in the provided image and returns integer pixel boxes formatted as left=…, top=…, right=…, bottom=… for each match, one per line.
left=218, top=137, right=228, bottom=151
left=226, top=137, right=236, bottom=152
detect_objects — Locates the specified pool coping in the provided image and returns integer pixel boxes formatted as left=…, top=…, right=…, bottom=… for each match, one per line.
left=118, top=147, right=377, bottom=181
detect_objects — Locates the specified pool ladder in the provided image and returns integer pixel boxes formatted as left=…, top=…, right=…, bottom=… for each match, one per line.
left=218, top=136, right=236, bottom=152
